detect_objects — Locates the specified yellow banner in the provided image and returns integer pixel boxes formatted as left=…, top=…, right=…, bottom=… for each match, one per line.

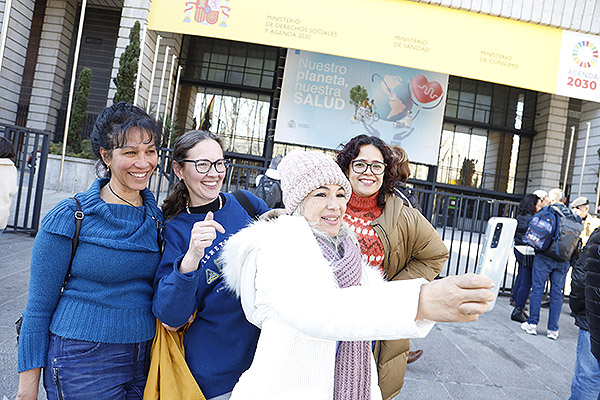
left=148, top=0, right=566, bottom=95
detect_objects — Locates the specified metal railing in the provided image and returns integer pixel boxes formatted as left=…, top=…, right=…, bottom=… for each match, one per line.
left=148, top=147, right=267, bottom=206
left=412, top=187, right=520, bottom=294
left=150, top=149, right=523, bottom=293
left=2, top=124, right=50, bottom=235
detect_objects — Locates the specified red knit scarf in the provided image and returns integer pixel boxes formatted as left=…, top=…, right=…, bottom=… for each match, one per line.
left=344, top=193, right=385, bottom=270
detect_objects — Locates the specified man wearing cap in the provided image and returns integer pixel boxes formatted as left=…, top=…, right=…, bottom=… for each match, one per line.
left=571, top=197, right=600, bottom=246
left=533, top=189, right=550, bottom=208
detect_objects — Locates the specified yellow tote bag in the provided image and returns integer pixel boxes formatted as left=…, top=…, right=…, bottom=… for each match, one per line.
left=143, top=316, right=205, bottom=400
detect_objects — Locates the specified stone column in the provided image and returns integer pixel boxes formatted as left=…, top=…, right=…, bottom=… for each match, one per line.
left=26, top=0, right=76, bottom=133
left=572, top=101, right=600, bottom=211
left=527, top=93, right=569, bottom=193
left=0, top=0, right=35, bottom=124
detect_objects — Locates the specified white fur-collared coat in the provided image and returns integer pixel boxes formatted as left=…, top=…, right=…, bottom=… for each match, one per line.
left=220, top=215, right=434, bottom=400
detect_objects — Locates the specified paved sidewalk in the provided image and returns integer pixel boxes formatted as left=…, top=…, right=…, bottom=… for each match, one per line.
left=0, top=190, right=580, bottom=399
left=397, top=297, right=577, bottom=399
left=1, top=190, right=75, bottom=400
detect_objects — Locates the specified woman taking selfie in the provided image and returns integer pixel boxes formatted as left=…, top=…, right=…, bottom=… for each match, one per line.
left=219, top=150, right=494, bottom=399
left=336, top=135, right=449, bottom=399
left=17, top=102, right=163, bottom=399
left=152, top=130, right=269, bottom=400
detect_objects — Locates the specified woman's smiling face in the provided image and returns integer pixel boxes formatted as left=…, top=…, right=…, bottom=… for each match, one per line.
left=174, top=139, right=226, bottom=206
left=347, top=144, right=385, bottom=198
left=302, top=184, right=347, bottom=237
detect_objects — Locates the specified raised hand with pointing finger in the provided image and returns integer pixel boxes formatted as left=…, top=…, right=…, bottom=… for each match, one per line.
left=179, top=211, right=225, bottom=274
left=153, top=131, right=271, bottom=398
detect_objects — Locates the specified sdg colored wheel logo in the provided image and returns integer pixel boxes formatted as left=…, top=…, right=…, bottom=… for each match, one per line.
left=573, top=40, right=598, bottom=68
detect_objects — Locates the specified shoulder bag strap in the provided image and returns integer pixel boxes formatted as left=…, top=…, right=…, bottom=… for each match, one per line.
left=232, top=190, right=259, bottom=220
left=63, top=196, right=84, bottom=289
left=393, top=187, right=413, bottom=208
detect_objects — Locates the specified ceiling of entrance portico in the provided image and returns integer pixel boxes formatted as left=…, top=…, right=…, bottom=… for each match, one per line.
left=86, top=0, right=123, bottom=9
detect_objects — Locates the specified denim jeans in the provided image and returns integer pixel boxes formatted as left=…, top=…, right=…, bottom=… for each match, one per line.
left=527, top=253, right=568, bottom=332
left=513, top=251, right=534, bottom=309
left=569, top=329, right=600, bottom=400
left=43, top=333, right=151, bottom=400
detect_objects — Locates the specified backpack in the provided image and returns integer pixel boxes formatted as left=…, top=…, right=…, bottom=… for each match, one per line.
left=524, top=207, right=555, bottom=251
left=541, top=205, right=583, bottom=262
left=394, top=185, right=423, bottom=214
left=525, top=204, right=583, bottom=261
left=255, top=175, right=283, bottom=209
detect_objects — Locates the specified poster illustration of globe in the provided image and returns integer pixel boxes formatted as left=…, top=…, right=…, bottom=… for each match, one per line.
left=275, top=49, right=449, bottom=165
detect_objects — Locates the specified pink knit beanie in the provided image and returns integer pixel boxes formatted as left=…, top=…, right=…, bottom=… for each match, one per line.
left=278, top=150, right=352, bottom=214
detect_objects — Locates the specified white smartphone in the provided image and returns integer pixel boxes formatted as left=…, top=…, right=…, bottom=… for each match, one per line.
left=475, top=217, right=518, bottom=311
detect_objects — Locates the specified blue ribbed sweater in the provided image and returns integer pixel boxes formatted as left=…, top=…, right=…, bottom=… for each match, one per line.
left=153, top=191, right=269, bottom=399
left=17, top=178, right=163, bottom=372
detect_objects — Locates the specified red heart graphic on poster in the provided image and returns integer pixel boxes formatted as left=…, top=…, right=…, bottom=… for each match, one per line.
left=410, top=75, right=443, bottom=104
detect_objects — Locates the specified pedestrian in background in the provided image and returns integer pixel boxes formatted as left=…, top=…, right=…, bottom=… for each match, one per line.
left=522, top=188, right=582, bottom=340
left=510, top=193, right=542, bottom=323
left=336, top=135, right=448, bottom=399
left=571, top=197, right=600, bottom=247
left=16, top=102, right=164, bottom=399
left=584, top=232, right=600, bottom=364
left=533, top=189, right=549, bottom=208
left=0, top=137, right=17, bottom=237
left=568, top=227, right=600, bottom=399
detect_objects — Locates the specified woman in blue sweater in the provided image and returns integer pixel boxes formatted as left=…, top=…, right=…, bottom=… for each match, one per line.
left=16, top=102, right=163, bottom=400
left=153, top=130, right=269, bottom=400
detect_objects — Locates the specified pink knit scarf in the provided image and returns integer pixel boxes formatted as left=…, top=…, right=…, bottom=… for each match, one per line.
left=316, top=236, right=371, bottom=400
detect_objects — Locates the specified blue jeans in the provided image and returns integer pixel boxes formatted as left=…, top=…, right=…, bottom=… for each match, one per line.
left=513, top=251, right=533, bottom=308
left=569, top=329, right=600, bottom=400
left=44, top=333, right=151, bottom=400
left=526, top=254, right=568, bottom=332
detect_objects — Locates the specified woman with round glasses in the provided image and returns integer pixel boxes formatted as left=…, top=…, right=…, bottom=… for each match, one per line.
left=153, top=130, right=269, bottom=400
left=336, top=134, right=449, bottom=400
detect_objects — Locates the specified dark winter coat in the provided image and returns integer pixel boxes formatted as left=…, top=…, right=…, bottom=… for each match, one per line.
left=569, top=228, right=600, bottom=331
left=586, top=228, right=600, bottom=361
left=514, top=213, right=534, bottom=246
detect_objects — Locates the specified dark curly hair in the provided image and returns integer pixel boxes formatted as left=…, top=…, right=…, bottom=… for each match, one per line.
left=517, top=194, right=540, bottom=215
left=336, top=135, right=399, bottom=209
left=0, top=137, right=16, bottom=160
left=161, top=130, right=224, bottom=220
left=90, top=102, right=160, bottom=178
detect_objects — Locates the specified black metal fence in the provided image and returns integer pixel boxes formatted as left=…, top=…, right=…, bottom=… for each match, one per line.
left=411, top=187, right=520, bottom=294
left=149, top=153, right=523, bottom=294
left=1, top=124, right=50, bottom=235
left=147, top=147, right=267, bottom=207
left=3, top=139, right=523, bottom=293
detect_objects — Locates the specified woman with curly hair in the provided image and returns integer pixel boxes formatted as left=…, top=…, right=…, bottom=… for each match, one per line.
left=336, top=135, right=449, bottom=400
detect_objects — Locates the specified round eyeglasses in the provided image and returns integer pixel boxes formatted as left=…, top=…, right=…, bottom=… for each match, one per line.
left=178, top=158, right=229, bottom=174
left=351, top=160, right=386, bottom=175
